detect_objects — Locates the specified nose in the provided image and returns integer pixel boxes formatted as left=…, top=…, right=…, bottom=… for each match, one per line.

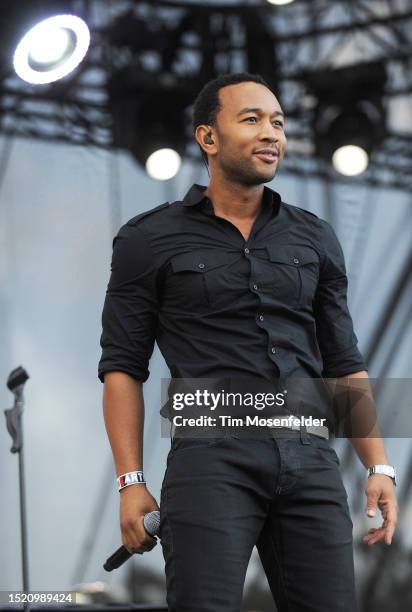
left=258, top=120, right=279, bottom=142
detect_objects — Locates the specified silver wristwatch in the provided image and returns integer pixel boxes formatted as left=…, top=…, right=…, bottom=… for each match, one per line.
left=367, top=464, right=397, bottom=486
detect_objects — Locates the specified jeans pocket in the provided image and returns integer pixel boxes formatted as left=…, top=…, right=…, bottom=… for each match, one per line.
left=319, top=445, right=340, bottom=466
left=309, top=435, right=340, bottom=466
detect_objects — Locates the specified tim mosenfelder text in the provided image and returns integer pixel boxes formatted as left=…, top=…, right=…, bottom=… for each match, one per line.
left=172, top=415, right=327, bottom=427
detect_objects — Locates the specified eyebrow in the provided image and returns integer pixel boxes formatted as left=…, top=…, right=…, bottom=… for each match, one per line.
left=236, top=107, right=285, bottom=119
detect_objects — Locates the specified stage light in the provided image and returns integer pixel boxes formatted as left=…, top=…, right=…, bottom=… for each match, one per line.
left=146, top=148, right=182, bottom=181
left=108, top=70, right=189, bottom=178
left=267, top=0, right=295, bottom=5
left=28, top=25, right=71, bottom=65
left=316, top=103, right=382, bottom=176
left=13, top=14, right=90, bottom=84
left=332, top=145, right=369, bottom=177
left=306, top=62, right=387, bottom=177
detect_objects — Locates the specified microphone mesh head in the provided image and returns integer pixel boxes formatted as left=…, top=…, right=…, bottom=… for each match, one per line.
left=143, top=510, right=161, bottom=536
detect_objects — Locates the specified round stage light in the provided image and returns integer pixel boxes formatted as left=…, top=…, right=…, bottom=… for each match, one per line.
left=332, top=145, right=369, bottom=176
left=13, top=14, right=90, bottom=85
left=146, top=148, right=182, bottom=181
left=28, top=25, right=72, bottom=65
left=267, top=0, right=295, bottom=6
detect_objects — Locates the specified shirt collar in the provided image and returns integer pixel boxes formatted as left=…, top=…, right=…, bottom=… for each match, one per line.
left=182, top=183, right=281, bottom=216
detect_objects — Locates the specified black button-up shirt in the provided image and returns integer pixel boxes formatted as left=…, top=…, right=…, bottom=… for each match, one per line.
left=98, top=183, right=367, bottom=420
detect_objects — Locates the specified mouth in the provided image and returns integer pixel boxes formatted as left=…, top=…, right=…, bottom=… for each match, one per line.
left=254, top=151, right=279, bottom=164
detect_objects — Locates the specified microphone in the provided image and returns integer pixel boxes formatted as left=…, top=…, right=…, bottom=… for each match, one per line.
left=103, top=510, right=160, bottom=572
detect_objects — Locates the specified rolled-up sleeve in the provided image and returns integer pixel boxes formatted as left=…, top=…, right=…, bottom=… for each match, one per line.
left=98, top=223, right=159, bottom=383
left=314, top=220, right=368, bottom=378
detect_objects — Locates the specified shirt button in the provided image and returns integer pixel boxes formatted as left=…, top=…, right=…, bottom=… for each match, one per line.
left=258, top=315, right=264, bottom=321
left=244, top=247, right=250, bottom=254
left=253, top=284, right=258, bottom=290
left=271, top=347, right=276, bottom=354
left=293, top=257, right=299, bottom=264
left=198, top=263, right=205, bottom=269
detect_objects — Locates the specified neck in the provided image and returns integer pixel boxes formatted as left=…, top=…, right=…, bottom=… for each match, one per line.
left=203, top=176, right=265, bottom=220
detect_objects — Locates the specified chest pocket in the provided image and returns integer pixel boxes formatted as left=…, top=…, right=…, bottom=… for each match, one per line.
left=166, top=250, right=229, bottom=311
left=258, top=244, right=319, bottom=308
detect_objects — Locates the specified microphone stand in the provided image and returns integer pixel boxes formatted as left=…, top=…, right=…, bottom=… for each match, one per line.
left=4, top=366, right=30, bottom=611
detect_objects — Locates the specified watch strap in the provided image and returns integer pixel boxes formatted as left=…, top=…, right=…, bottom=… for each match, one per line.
left=367, top=464, right=396, bottom=485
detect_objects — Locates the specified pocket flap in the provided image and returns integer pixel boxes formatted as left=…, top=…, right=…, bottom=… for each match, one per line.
left=170, top=250, right=227, bottom=273
left=266, top=244, right=319, bottom=266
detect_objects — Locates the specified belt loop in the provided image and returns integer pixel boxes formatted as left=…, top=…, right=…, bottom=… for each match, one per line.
left=300, top=423, right=311, bottom=445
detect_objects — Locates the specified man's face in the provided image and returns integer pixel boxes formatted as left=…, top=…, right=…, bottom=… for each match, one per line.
left=206, top=81, right=287, bottom=185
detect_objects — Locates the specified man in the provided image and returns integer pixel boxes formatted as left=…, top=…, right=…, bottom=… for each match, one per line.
left=99, top=72, right=398, bottom=611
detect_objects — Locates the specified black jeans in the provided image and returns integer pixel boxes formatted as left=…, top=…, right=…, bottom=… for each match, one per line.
left=159, top=431, right=358, bottom=612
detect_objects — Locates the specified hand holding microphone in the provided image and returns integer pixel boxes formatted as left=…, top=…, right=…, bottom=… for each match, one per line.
left=104, top=484, right=160, bottom=572
left=104, top=509, right=160, bottom=571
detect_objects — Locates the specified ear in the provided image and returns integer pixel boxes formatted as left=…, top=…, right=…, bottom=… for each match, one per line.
left=195, top=125, right=216, bottom=156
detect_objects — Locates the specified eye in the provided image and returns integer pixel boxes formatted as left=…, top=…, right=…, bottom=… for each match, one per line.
left=243, top=116, right=284, bottom=127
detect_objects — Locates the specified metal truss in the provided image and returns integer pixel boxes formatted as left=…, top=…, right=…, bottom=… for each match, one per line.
left=0, top=0, right=411, bottom=190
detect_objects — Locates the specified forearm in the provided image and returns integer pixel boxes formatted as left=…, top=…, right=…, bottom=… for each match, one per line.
left=338, top=370, right=389, bottom=468
left=349, top=436, right=388, bottom=469
left=103, top=371, right=145, bottom=476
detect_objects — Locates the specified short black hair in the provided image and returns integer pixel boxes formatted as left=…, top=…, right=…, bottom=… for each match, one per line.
left=191, top=72, right=272, bottom=172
